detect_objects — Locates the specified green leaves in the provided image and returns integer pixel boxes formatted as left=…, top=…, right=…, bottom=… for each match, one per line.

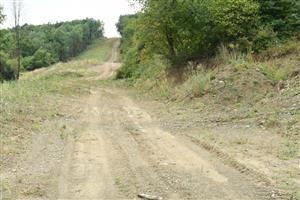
left=207, top=0, right=260, bottom=37
left=117, top=0, right=300, bottom=81
left=0, top=51, right=15, bottom=81
left=257, top=0, right=300, bottom=39
left=1, top=18, right=104, bottom=76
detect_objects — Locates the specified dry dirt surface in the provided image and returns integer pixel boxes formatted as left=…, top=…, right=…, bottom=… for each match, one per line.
left=55, top=86, right=281, bottom=200
left=54, top=45, right=281, bottom=200
left=2, top=42, right=289, bottom=200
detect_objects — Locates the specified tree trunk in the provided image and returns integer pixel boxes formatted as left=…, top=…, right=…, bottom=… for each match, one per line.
left=16, top=25, right=21, bottom=80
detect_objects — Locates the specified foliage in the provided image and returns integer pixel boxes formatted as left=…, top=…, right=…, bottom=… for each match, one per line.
left=0, top=18, right=104, bottom=79
left=257, top=0, right=300, bottom=39
left=26, top=48, right=58, bottom=71
left=0, top=51, right=15, bottom=81
left=0, top=5, right=4, bottom=24
left=120, top=0, right=261, bottom=66
left=206, top=0, right=260, bottom=50
left=117, top=0, right=300, bottom=80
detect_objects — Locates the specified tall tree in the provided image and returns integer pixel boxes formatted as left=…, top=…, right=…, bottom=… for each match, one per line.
left=12, top=0, right=22, bottom=79
left=0, top=5, right=5, bottom=24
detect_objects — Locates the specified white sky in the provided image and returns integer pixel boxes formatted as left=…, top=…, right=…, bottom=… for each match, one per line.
left=0, top=0, right=138, bottom=37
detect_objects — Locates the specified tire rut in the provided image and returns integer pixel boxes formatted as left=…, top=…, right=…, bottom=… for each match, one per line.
left=101, top=89, right=278, bottom=200
left=57, top=81, right=284, bottom=199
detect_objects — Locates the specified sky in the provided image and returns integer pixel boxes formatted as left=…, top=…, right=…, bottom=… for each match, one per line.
left=0, top=0, right=138, bottom=37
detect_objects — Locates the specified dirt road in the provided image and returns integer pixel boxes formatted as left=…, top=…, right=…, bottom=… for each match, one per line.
left=54, top=43, right=276, bottom=200
left=3, top=41, right=284, bottom=200
left=56, top=87, right=277, bottom=200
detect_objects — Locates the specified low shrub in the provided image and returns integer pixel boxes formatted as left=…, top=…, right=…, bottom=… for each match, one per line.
left=258, top=63, right=296, bottom=84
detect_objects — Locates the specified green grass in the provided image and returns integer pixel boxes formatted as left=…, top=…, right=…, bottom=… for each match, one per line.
left=258, top=63, right=297, bottom=84
left=76, top=38, right=115, bottom=63
left=278, top=140, right=299, bottom=160
left=179, top=71, right=213, bottom=98
left=295, top=190, right=300, bottom=200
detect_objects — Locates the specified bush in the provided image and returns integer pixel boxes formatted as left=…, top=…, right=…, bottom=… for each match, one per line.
left=0, top=52, right=15, bottom=81
left=116, top=0, right=300, bottom=85
left=252, top=27, right=279, bottom=52
left=28, top=48, right=58, bottom=70
left=258, top=0, right=300, bottom=39
left=22, top=56, right=34, bottom=71
left=207, top=0, right=260, bottom=41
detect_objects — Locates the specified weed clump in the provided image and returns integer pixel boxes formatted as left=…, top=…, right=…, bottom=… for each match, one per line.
left=181, top=71, right=213, bottom=98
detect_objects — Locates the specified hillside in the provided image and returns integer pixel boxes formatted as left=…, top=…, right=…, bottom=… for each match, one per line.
left=115, top=46, right=300, bottom=197
left=114, top=1, right=300, bottom=198
left=1, top=37, right=298, bottom=199
left=1, top=0, right=300, bottom=199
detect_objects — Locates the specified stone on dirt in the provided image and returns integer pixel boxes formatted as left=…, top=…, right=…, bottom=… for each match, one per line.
left=138, top=193, right=163, bottom=200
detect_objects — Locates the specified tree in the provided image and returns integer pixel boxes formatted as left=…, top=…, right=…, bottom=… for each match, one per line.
left=69, top=25, right=84, bottom=57
left=30, top=48, right=57, bottom=70
left=0, top=5, right=5, bottom=24
left=1, top=18, right=104, bottom=75
left=257, top=0, right=300, bottom=38
left=129, top=0, right=260, bottom=65
left=12, top=0, right=22, bottom=79
left=206, top=0, right=260, bottom=50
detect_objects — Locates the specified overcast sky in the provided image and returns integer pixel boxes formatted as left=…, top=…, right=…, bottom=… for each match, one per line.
left=0, top=0, right=138, bottom=37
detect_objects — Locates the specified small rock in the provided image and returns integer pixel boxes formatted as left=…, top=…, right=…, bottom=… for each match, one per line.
left=138, top=193, right=163, bottom=200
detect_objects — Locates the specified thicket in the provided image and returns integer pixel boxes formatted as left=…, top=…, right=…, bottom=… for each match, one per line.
left=116, top=0, right=300, bottom=79
left=0, top=17, right=104, bottom=81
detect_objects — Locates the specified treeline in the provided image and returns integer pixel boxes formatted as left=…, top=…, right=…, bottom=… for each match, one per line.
left=0, top=16, right=104, bottom=81
left=116, top=0, right=300, bottom=79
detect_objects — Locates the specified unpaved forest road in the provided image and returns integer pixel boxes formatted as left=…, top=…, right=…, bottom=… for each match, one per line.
left=56, top=43, right=276, bottom=200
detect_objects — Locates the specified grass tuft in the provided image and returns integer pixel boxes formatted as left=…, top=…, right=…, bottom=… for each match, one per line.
left=180, top=71, right=213, bottom=98
left=278, top=140, right=299, bottom=160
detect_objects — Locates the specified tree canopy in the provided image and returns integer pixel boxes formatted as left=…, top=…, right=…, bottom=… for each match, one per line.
left=0, top=5, right=4, bottom=24
left=0, top=18, right=104, bottom=80
left=117, top=0, right=300, bottom=79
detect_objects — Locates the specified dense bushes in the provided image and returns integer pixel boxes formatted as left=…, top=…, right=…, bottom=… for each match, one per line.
left=23, top=48, right=58, bottom=71
left=0, top=18, right=104, bottom=80
left=117, top=0, right=300, bottom=79
left=258, top=0, right=300, bottom=39
left=0, top=7, right=14, bottom=81
left=0, top=52, right=15, bottom=81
